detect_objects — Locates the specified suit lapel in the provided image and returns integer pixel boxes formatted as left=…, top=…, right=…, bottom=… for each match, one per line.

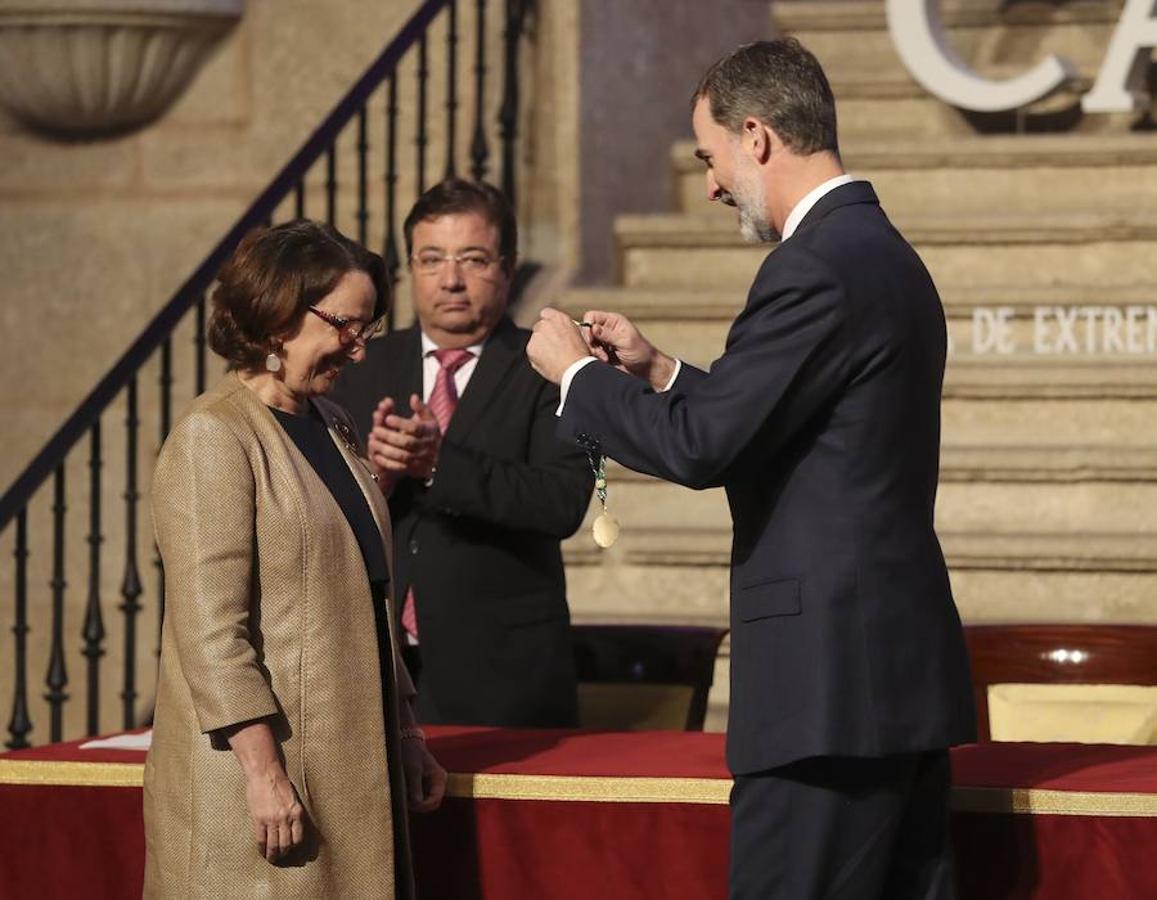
left=445, top=317, right=523, bottom=442
left=393, top=327, right=425, bottom=418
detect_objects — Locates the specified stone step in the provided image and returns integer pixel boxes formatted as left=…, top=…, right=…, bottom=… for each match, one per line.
left=561, top=284, right=1156, bottom=321
left=570, top=450, right=1157, bottom=542
left=775, top=0, right=1120, bottom=33
left=563, top=526, right=1157, bottom=628
left=774, top=0, right=1119, bottom=84
left=558, top=284, right=1157, bottom=362
left=614, top=211, right=1157, bottom=291
left=771, top=0, right=1139, bottom=138
left=551, top=337, right=1157, bottom=444
left=670, top=135, right=1157, bottom=218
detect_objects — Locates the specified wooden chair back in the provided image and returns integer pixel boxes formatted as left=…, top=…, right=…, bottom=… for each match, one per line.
left=571, top=625, right=729, bottom=731
left=964, top=624, right=1157, bottom=741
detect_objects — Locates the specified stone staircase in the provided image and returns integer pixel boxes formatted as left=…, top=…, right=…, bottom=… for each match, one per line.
left=556, top=0, right=1157, bottom=728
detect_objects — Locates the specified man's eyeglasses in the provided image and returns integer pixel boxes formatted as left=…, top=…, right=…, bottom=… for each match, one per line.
left=308, top=307, right=384, bottom=345
left=410, top=251, right=502, bottom=276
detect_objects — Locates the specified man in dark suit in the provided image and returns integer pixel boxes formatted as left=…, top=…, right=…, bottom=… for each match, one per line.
left=333, top=179, right=591, bottom=728
left=528, top=40, right=975, bottom=899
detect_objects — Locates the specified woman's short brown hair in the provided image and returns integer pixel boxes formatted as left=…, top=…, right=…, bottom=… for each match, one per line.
left=208, top=220, right=389, bottom=371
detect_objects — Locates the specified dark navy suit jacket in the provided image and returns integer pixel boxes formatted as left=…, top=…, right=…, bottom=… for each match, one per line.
left=562, top=182, right=976, bottom=774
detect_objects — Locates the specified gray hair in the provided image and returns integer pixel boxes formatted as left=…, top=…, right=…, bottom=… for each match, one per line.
left=693, top=39, right=839, bottom=156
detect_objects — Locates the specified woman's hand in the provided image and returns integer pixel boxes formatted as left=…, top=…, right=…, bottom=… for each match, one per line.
left=244, top=765, right=307, bottom=862
left=401, top=734, right=448, bottom=813
left=224, top=719, right=307, bottom=862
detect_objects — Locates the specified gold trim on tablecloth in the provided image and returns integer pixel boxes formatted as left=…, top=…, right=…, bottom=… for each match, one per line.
left=951, top=786, right=1157, bottom=817
left=2, top=758, right=1154, bottom=816
left=0, top=759, right=144, bottom=787
left=446, top=772, right=732, bottom=805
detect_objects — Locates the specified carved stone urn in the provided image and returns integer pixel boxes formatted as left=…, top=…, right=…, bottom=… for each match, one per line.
left=0, top=0, right=243, bottom=139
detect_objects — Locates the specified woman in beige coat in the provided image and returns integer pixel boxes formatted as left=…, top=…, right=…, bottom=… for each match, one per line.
left=146, top=221, right=446, bottom=898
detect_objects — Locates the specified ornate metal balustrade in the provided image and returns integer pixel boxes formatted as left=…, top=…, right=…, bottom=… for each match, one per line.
left=1, top=0, right=536, bottom=749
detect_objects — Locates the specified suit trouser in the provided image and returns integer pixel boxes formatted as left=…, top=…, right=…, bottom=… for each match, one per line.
left=729, top=750, right=956, bottom=900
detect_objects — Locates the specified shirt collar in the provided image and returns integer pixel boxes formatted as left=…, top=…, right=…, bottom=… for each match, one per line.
left=420, top=331, right=487, bottom=358
left=780, top=174, right=857, bottom=242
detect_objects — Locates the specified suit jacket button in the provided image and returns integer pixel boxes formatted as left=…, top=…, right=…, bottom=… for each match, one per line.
left=409, top=539, right=419, bottom=555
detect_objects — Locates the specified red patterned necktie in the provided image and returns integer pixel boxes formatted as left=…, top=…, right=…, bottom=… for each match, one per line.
left=401, top=347, right=475, bottom=641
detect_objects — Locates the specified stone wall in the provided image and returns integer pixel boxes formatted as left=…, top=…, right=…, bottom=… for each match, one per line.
left=0, top=0, right=585, bottom=746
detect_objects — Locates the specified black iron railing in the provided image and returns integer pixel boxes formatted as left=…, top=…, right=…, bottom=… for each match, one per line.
left=1, top=0, right=535, bottom=749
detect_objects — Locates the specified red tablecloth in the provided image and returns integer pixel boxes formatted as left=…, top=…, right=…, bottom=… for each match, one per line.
left=2, top=728, right=1155, bottom=899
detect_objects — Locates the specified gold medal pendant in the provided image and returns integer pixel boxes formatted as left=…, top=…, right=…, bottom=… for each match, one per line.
left=592, top=512, right=620, bottom=549
left=582, top=440, right=620, bottom=549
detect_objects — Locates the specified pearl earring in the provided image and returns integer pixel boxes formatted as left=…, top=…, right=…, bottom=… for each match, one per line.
left=265, top=351, right=282, bottom=373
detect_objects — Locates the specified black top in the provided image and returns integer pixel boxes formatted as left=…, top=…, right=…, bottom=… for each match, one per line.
left=269, top=404, right=389, bottom=586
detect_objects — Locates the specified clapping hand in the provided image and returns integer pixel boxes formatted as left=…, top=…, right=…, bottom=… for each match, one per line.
left=367, top=395, right=442, bottom=487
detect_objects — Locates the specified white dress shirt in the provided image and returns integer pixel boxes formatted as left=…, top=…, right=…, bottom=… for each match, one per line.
left=556, top=174, right=860, bottom=412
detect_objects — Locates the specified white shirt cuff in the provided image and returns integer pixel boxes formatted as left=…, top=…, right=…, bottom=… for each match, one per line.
left=556, top=357, right=598, bottom=416
left=661, top=359, right=682, bottom=392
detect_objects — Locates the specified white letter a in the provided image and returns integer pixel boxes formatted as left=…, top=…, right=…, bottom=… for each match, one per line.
left=1082, top=0, right=1157, bottom=114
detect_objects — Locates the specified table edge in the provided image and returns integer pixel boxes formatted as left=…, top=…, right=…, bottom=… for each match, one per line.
left=3, top=760, right=1155, bottom=816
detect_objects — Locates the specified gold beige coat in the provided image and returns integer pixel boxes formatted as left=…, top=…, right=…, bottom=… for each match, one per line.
left=145, top=373, right=416, bottom=898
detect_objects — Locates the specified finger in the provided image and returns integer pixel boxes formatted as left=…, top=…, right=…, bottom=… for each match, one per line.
left=371, top=444, right=415, bottom=465
left=411, top=395, right=437, bottom=423
left=255, top=819, right=267, bottom=858
left=412, top=762, right=447, bottom=813
left=378, top=429, right=424, bottom=451
left=583, top=310, right=617, bottom=330
left=427, top=764, right=448, bottom=808
left=368, top=440, right=405, bottom=462
left=278, top=819, right=292, bottom=857
left=263, top=823, right=277, bottom=862
left=407, top=768, right=425, bottom=810
left=372, top=397, right=395, bottom=429
left=590, top=322, right=626, bottom=348
left=369, top=424, right=408, bottom=446
left=383, top=414, right=433, bottom=438
left=538, top=306, right=570, bottom=324
left=290, top=809, right=305, bottom=847
left=370, top=426, right=422, bottom=451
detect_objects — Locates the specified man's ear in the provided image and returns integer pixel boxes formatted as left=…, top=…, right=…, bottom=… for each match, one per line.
left=742, top=116, right=772, bottom=165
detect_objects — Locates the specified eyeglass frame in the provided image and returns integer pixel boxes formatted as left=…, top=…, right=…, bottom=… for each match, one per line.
left=408, top=250, right=505, bottom=276
left=307, top=306, right=383, bottom=345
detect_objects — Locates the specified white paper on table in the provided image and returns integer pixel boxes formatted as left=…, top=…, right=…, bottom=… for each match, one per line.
left=80, top=730, right=153, bottom=751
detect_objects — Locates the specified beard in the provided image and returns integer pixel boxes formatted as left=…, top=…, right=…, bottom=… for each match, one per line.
left=730, top=162, right=778, bottom=244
